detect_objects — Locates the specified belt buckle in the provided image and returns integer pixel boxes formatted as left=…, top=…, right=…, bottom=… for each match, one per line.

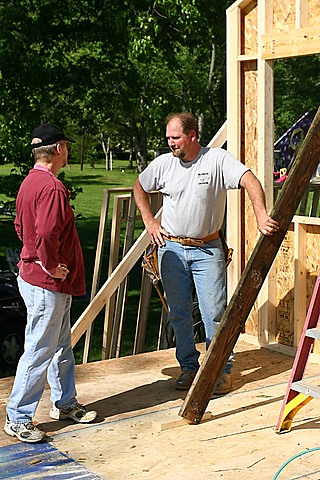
left=192, top=238, right=205, bottom=246
left=180, top=237, right=204, bottom=246
left=177, top=237, right=186, bottom=245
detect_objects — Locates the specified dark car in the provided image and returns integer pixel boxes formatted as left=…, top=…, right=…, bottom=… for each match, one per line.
left=0, top=279, right=26, bottom=371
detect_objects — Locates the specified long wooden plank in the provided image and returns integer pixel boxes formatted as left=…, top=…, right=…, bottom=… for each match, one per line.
left=257, top=0, right=275, bottom=346
left=179, top=107, right=320, bottom=424
left=71, top=209, right=162, bottom=347
left=207, top=121, right=227, bottom=148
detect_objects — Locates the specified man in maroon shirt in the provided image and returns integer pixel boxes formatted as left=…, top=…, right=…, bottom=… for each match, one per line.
left=4, top=124, right=97, bottom=443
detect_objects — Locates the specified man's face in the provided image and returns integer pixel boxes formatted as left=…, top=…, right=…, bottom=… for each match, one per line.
left=166, top=118, right=192, bottom=160
left=58, top=141, right=69, bottom=167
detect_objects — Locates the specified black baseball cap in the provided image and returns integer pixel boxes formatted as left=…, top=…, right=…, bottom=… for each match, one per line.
left=30, top=124, right=76, bottom=148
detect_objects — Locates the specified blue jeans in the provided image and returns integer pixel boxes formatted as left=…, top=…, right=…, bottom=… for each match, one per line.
left=6, top=277, right=77, bottom=423
left=158, top=238, right=233, bottom=374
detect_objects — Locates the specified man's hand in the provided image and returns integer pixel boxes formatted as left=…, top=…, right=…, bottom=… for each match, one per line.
left=50, top=263, right=69, bottom=281
left=145, top=218, right=169, bottom=246
left=256, top=213, right=279, bottom=236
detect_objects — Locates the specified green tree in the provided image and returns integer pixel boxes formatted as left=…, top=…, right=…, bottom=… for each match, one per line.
left=274, top=55, right=320, bottom=138
left=0, top=0, right=231, bottom=182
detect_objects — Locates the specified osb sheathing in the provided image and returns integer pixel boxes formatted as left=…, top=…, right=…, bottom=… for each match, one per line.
left=241, top=1, right=258, bottom=56
left=273, top=0, right=296, bottom=33
left=274, top=224, right=320, bottom=348
left=273, top=0, right=320, bottom=31
left=275, top=226, right=295, bottom=346
left=309, top=0, right=320, bottom=26
left=306, top=224, right=320, bottom=353
left=242, top=61, right=259, bottom=336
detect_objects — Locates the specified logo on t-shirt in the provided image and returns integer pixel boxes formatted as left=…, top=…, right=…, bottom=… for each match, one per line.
left=198, top=172, right=210, bottom=185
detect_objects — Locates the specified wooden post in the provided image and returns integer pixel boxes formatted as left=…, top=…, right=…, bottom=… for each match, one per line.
left=102, top=195, right=129, bottom=359
left=133, top=270, right=153, bottom=354
left=111, top=193, right=137, bottom=357
left=179, top=107, right=320, bottom=424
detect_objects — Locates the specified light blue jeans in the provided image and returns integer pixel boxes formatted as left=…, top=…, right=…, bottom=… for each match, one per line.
left=158, top=238, right=233, bottom=374
left=6, top=277, right=77, bottom=423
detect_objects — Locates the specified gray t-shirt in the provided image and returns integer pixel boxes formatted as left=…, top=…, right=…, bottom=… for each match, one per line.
left=139, top=146, right=249, bottom=238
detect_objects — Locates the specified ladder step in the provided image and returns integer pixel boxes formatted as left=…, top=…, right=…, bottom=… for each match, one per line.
left=306, top=328, right=320, bottom=339
left=291, top=380, right=320, bottom=398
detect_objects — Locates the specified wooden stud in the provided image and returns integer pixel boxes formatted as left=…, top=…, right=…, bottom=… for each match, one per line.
left=294, top=219, right=307, bottom=349
left=111, top=193, right=137, bottom=357
left=134, top=269, right=153, bottom=354
left=207, top=121, right=227, bottom=148
left=226, top=5, right=242, bottom=300
left=257, top=0, right=276, bottom=345
left=102, top=195, right=130, bottom=359
left=296, top=0, right=309, bottom=29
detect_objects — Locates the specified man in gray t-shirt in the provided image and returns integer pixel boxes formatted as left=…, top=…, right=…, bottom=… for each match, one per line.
left=134, top=112, right=279, bottom=394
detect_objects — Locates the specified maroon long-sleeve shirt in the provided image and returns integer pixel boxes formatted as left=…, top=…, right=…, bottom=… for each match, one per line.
left=14, top=165, right=86, bottom=296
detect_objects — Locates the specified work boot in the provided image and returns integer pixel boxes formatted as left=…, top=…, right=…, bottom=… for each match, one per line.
left=175, top=370, right=197, bottom=390
left=212, top=374, right=232, bottom=396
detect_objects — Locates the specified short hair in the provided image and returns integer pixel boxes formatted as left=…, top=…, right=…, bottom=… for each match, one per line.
left=32, top=144, right=57, bottom=162
left=165, top=112, right=198, bottom=137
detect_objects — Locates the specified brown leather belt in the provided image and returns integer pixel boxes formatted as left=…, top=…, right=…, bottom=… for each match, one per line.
left=163, top=230, right=219, bottom=247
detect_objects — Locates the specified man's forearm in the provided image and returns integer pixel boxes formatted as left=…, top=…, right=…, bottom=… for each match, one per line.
left=133, top=178, right=154, bottom=225
left=240, top=170, right=279, bottom=236
left=133, top=178, right=168, bottom=245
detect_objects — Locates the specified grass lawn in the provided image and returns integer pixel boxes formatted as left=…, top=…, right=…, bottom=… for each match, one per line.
left=0, top=160, right=163, bottom=375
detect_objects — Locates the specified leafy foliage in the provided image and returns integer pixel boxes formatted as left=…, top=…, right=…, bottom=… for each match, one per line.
left=0, top=0, right=229, bottom=178
left=0, top=0, right=320, bottom=192
left=274, top=55, right=320, bottom=139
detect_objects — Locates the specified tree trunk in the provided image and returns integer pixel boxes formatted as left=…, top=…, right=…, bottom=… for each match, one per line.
left=80, top=127, right=85, bottom=171
left=198, top=37, right=216, bottom=144
left=131, top=122, right=148, bottom=172
left=100, top=133, right=108, bottom=170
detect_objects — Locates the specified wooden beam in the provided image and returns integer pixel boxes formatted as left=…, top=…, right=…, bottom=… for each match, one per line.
left=103, top=195, right=130, bottom=359
left=111, top=193, right=137, bottom=357
left=257, top=0, right=276, bottom=345
left=226, top=5, right=242, bottom=298
left=296, top=0, right=309, bottom=29
left=179, top=107, right=320, bottom=424
left=226, top=0, right=255, bottom=14
left=207, top=121, right=227, bottom=148
left=262, top=26, right=320, bottom=60
left=294, top=220, right=307, bottom=349
left=71, top=209, right=162, bottom=347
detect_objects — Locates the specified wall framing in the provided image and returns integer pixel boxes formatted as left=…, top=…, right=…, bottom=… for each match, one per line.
left=226, top=0, right=320, bottom=353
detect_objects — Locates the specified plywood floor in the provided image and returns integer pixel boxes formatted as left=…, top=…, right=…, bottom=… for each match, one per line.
left=1, top=336, right=320, bottom=480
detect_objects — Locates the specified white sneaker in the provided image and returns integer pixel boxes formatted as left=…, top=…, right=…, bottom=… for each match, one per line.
left=50, top=402, right=97, bottom=423
left=4, top=417, right=46, bottom=443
